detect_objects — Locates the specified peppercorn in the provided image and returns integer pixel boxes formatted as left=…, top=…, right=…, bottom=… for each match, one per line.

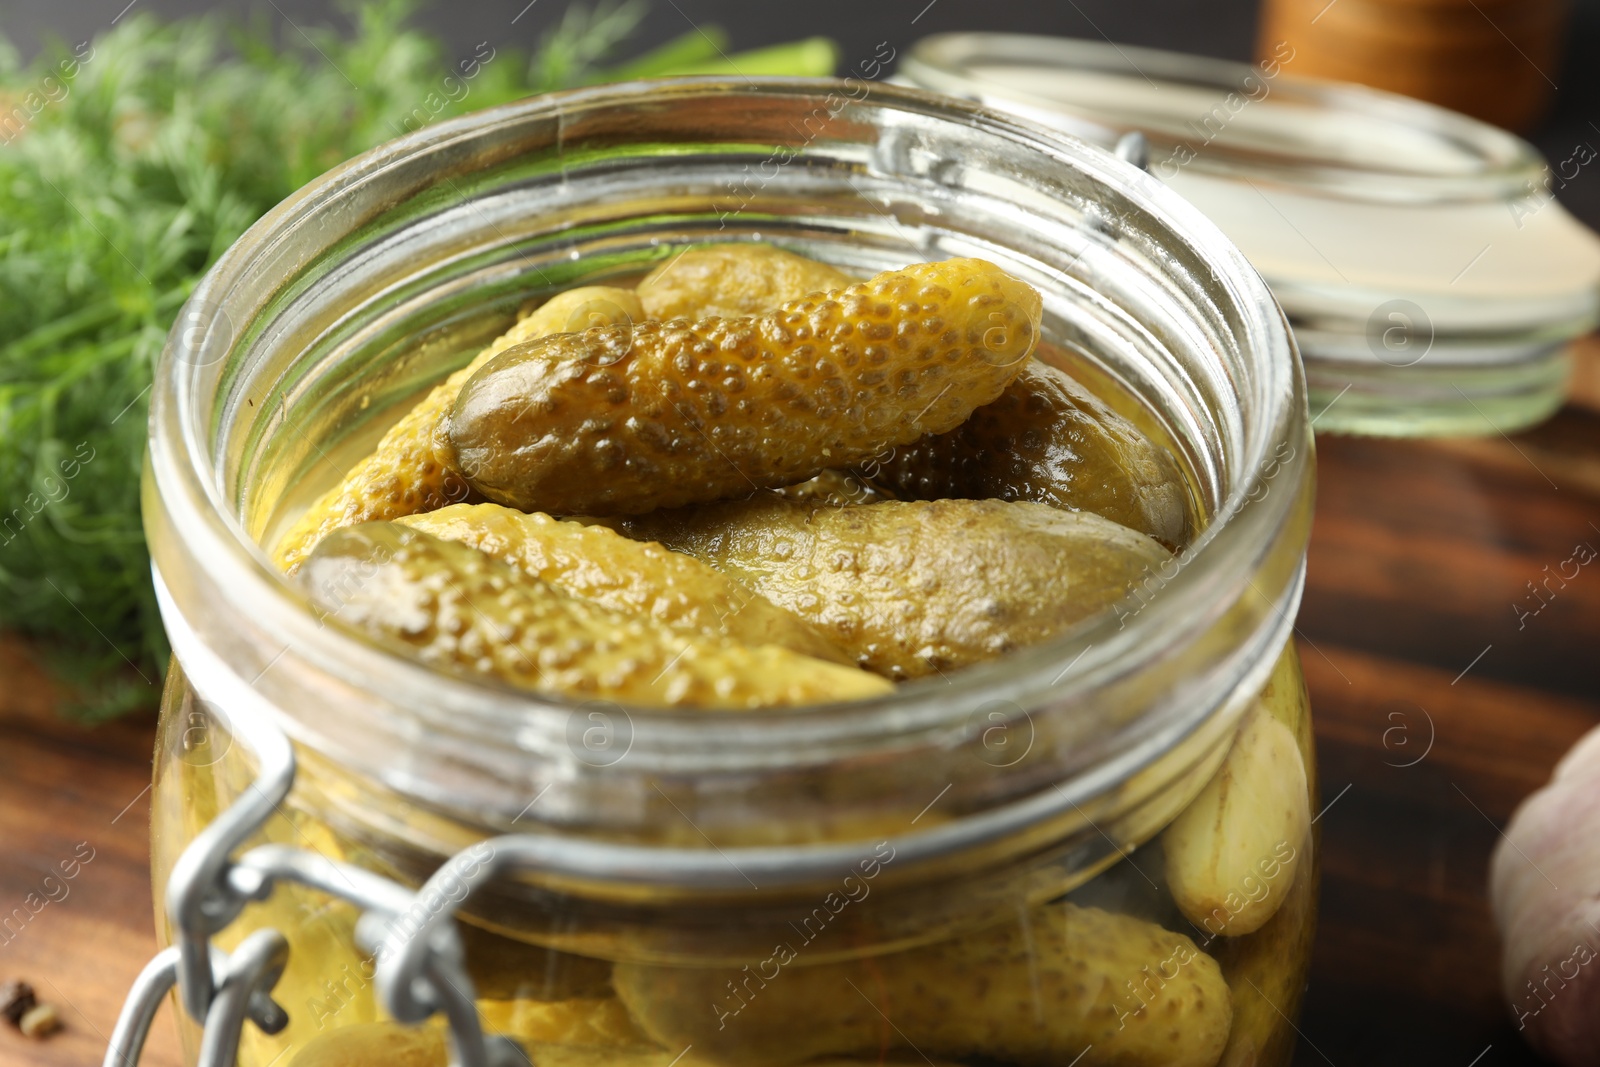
left=0, top=980, right=35, bottom=1026
left=18, top=1002, right=60, bottom=1039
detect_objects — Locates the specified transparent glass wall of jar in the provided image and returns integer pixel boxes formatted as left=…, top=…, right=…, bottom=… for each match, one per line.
left=142, top=80, right=1316, bottom=1067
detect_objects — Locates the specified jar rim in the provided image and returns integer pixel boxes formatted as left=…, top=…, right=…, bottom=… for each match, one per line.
left=146, top=77, right=1309, bottom=858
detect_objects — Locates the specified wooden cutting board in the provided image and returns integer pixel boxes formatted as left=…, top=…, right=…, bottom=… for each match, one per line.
left=2, top=340, right=1598, bottom=1067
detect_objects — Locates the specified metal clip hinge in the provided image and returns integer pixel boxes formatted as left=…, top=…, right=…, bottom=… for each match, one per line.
left=104, top=696, right=522, bottom=1067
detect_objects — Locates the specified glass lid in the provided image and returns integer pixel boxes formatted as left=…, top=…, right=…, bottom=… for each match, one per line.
left=900, top=32, right=1546, bottom=200
left=899, top=32, right=1600, bottom=321
left=900, top=32, right=1600, bottom=435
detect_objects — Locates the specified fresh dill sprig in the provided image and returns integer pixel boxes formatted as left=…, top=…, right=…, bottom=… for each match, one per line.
left=0, top=1, right=837, bottom=719
left=530, top=0, right=650, bottom=90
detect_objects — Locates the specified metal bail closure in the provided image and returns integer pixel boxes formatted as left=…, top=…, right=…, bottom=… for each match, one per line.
left=195, top=931, right=291, bottom=1067
left=100, top=630, right=528, bottom=1067
left=104, top=934, right=289, bottom=1067
left=1114, top=130, right=1150, bottom=173
left=104, top=948, right=180, bottom=1067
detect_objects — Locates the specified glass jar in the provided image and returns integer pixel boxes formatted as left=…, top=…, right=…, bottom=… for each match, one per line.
left=140, top=79, right=1316, bottom=1067
left=898, top=32, right=1600, bottom=438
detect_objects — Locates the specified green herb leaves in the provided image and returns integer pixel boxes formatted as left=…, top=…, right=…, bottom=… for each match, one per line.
left=0, top=1, right=836, bottom=717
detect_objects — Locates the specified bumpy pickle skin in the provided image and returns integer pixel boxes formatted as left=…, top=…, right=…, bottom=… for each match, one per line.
left=396, top=503, right=850, bottom=664
left=636, top=244, right=854, bottom=321
left=446, top=258, right=1043, bottom=516
left=628, top=495, right=1172, bottom=680
left=300, top=523, right=891, bottom=708
left=613, top=900, right=1232, bottom=1067
left=273, top=286, right=644, bottom=572
left=870, top=351, right=1190, bottom=548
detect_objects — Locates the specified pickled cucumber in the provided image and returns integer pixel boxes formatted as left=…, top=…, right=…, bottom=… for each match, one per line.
left=637, top=244, right=853, bottom=321
left=287, top=1022, right=448, bottom=1067
left=1209, top=645, right=1319, bottom=1067
left=613, top=900, right=1232, bottom=1067
left=445, top=258, right=1043, bottom=516
left=871, top=353, right=1189, bottom=548
left=476, top=997, right=652, bottom=1048
left=397, top=503, right=849, bottom=664
left=628, top=495, right=1172, bottom=680
left=232, top=238, right=1308, bottom=1067
left=300, top=522, right=891, bottom=708
left=274, top=286, right=643, bottom=572
left=288, top=1023, right=956, bottom=1067
left=1212, top=853, right=1317, bottom=1067
left=457, top=922, right=616, bottom=1002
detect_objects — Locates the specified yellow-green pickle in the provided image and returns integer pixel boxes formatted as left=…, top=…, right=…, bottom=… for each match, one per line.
left=867, top=351, right=1191, bottom=550
left=151, top=243, right=1316, bottom=1067
left=626, top=495, right=1173, bottom=680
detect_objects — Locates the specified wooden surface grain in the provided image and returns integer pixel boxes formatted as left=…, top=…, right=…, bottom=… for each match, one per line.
left=1290, top=347, right=1600, bottom=1066
left=0, top=640, right=182, bottom=1067
left=2, top=345, right=1598, bottom=1067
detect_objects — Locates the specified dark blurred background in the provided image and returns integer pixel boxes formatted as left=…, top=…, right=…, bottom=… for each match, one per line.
left=6, top=0, right=1600, bottom=228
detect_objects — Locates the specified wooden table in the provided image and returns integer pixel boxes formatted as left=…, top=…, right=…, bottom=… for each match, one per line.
left=3, top=348, right=1598, bottom=1067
